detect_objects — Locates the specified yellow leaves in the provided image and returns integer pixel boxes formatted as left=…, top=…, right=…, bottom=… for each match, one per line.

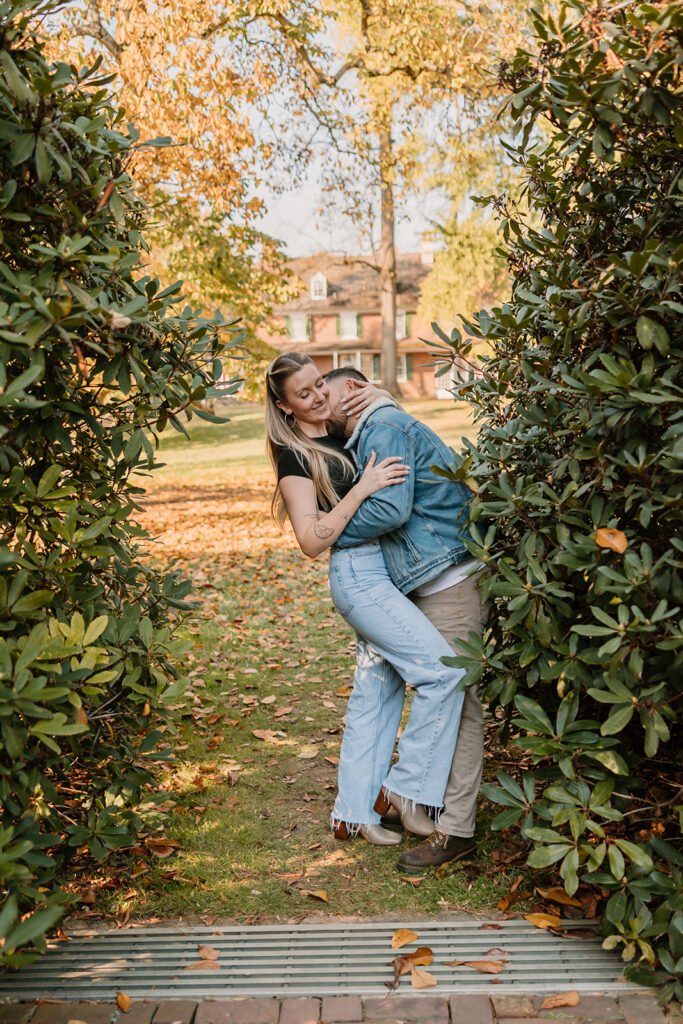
left=595, top=528, right=628, bottom=553
left=535, top=886, right=583, bottom=908
left=525, top=912, right=563, bottom=930
left=116, top=992, right=132, bottom=1012
left=391, top=928, right=418, bottom=949
left=301, top=889, right=328, bottom=902
left=445, top=958, right=507, bottom=974
left=410, top=966, right=437, bottom=988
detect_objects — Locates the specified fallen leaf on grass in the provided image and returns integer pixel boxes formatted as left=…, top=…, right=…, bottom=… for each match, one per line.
left=541, top=991, right=580, bottom=1009
left=498, top=890, right=530, bottom=912
left=411, top=966, right=437, bottom=989
left=261, top=695, right=276, bottom=704
left=116, top=992, right=132, bottom=1012
left=525, top=912, right=562, bottom=930
left=536, top=886, right=583, bottom=908
left=400, top=875, right=425, bottom=887
left=391, top=928, right=418, bottom=949
left=184, top=961, right=222, bottom=971
left=301, top=889, right=328, bottom=902
left=197, top=944, right=220, bottom=961
left=336, top=686, right=352, bottom=697
left=445, top=959, right=507, bottom=974
left=278, top=869, right=305, bottom=885
left=324, top=755, right=340, bottom=765
left=275, top=707, right=293, bottom=718
left=298, top=751, right=317, bottom=759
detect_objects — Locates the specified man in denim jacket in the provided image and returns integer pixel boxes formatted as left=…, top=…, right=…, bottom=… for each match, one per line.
left=325, top=366, right=488, bottom=872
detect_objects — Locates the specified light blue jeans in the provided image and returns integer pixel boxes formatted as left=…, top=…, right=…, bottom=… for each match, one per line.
left=328, top=541, right=466, bottom=829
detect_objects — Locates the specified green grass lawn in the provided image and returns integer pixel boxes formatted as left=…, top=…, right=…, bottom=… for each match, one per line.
left=95, top=399, right=530, bottom=925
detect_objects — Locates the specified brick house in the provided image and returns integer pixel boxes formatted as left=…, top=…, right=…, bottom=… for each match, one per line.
left=268, top=252, right=452, bottom=399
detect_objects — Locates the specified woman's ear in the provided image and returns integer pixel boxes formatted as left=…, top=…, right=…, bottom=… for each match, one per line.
left=276, top=400, right=292, bottom=416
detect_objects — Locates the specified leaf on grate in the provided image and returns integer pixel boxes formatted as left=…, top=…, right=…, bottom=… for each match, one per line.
left=391, top=927, right=418, bottom=949
left=480, top=922, right=503, bottom=930
left=548, top=926, right=599, bottom=940
left=184, top=960, right=222, bottom=970
left=535, top=886, right=583, bottom=908
left=301, top=889, right=328, bottom=902
left=198, top=944, right=220, bottom=960
left=405, top=946, right=434, bottom=967
left=524, top=912, right=562, bottom=930
left=446, top=954, right=505, bottom=970
left=541, top=991, right=580, bottom=1009
left=386, top=955, right=414, bottom=991
left=482, top=947, right=508, bottom=957
left=411, top=966, right=437, bottom=988
left=116, top=991, right=132, bottom=1011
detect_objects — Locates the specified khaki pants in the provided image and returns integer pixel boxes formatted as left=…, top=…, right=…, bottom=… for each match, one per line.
left=412, top=571, right=488, bottom=837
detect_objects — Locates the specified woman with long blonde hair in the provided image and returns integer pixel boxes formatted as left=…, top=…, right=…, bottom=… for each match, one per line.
left=265, top=353, right=466, bottom=847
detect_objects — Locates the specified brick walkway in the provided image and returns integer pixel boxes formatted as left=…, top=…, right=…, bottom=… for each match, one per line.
left=1, top=992, right=677, bottom=1024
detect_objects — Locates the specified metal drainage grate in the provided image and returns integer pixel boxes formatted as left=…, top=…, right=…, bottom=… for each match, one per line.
left=0, top=919, right=638, bottom=1001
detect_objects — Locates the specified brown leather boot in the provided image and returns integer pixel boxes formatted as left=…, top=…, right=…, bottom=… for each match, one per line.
left=397, top=830, right=476, bottom=874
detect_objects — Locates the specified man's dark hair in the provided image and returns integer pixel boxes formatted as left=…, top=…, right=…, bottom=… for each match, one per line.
left=323, top=367, right=369, bottom=384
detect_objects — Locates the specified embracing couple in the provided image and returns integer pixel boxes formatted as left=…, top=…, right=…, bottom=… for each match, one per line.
left=265, top=353, right=487, bottom=874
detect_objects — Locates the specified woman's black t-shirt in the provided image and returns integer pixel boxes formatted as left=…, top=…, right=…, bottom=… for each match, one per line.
left=277, top=435, right=354, bottom=509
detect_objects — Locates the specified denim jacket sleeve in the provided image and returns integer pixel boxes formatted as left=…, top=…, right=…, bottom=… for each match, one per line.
left=334, top=422, right=416, bottom=547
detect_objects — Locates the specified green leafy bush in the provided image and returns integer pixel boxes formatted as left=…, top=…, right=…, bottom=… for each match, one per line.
left=438, top=0, right=683, bottom=1002
left=0, top=0, right=239, bottom=963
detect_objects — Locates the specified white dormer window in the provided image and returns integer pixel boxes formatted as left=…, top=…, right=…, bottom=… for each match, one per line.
left=310, top=272, right=327, bottom=301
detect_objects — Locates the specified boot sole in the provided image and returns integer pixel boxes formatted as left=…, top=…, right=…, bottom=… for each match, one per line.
left=396, top=846, right=476, bottom=874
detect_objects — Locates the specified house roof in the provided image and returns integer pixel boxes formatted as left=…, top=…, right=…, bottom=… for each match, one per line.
left=274, top=252, right=433, bottom=315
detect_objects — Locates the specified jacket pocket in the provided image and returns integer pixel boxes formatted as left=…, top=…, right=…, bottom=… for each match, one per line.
left=396, top=527, right=420, bottom=564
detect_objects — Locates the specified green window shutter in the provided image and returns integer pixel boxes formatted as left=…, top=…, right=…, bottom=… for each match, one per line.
left=372, top=354, right=381, bottom=379
left=406, top=354, right=413, bottom=380
left=356, top=314, right=363, bottom=338
left=306, top=315, right=312, bottom=337
left=406, top=313, right=413, bottom=336
left=335, top=315, right=341, bottom=337
left=285, top=315, right=291, bottom=337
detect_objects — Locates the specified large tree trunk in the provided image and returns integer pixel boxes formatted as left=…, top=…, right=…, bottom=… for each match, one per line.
left=379, top=125, right=399, bottom=396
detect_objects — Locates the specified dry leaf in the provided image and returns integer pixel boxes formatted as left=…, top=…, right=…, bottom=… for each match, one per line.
left=386, top=956, right=413, bottom=991
left=536, top=886, right=583, bottom=908
left=301, top=889, right=328, bottom=902
left=391, top=928, right=418, bottom=949
left=184, top=960, right=221, bottom=971
left=261, top=695, right=276, bottom=704
left=445, top=959, right=506, bottom=974
left=116, top=992, right=132, bottom=1012
left=400, top=875, right=425, bottom=887
left=324, top=755, right=340, bottom=765
left=482, top=948, right=508, bottom=957
left=411, top=966, right=437, bottom=988
left=298, top=751, right=317, bottom=759
left=498, top=890, right=530, bottom=912
left=525, top=912, right=562, bottom=930
left=197, top=944, right=220, bottom=961
left=595, top=528, right=628, bottom=553
left=480, top=923, right=503, bottom=930
left=95, top=180, right=116, bottom=211
left=405, top=946, right=434, bottom=967
left=541, top=991, right=580, bottom=1010
left=336, top=686, right=352, bottom=697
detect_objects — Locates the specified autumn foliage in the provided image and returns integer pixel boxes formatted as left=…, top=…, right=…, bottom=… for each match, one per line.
left=439, top=0, right=683, bottom=1002
left=0, top=2, right=237, bottom=963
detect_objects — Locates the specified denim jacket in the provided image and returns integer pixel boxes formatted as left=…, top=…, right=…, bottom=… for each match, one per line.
left=335, top=400, right=473, bottom=594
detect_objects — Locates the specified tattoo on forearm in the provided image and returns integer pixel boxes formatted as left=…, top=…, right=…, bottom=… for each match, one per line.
left=341, top=513, right=349, bottom=521
left=314, top=523, right=334, bottom=539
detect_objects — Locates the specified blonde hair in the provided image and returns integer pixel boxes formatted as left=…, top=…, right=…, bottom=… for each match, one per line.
left=265, top=353, right=354, bottom=525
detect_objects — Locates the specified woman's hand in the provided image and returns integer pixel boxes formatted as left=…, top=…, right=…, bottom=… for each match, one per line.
left=357, top=451, right=410, bottom=499
left=341, top=381, right=392, bottom=418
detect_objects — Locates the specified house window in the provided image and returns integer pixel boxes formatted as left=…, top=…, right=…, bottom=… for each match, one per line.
left=397, top=354, right=413, bottom=382
left=288, top=314, right=308, bottom=341
left=339, top=352, right=361, bottom=370
left=372, top=355, right=381, bottom=380
left=339, top=313, right=358, bottom=340
left=310, top=273, right=327, bottom=300
left=396, top=312, right=407, bottom=339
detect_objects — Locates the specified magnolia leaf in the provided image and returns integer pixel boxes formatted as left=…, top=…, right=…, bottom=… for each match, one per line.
left=198, top=944, right=220, bottom=960
left=116, top=992, right=132, bottom=1012
left=405, top=946, right=434, bottom=967
left=184, top=960, right=221, bottom=970
left=535, top=886, right=583, bottom=908
left=541, top=991, right=580, bottom=1009
left=391, top=928, right=418, bottom=949
left=595, top=528, right=628, bottom=553
left=524, top=913, right=562, bottom=930
left=445, top=958, right=507, bottom=974
left=411, top=966, right=437, bottom=988
left=301, top=889, right=328, bottom=902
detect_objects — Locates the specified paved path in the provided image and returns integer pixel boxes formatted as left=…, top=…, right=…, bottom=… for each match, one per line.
left=1, top=991, right=678, bottom=1024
